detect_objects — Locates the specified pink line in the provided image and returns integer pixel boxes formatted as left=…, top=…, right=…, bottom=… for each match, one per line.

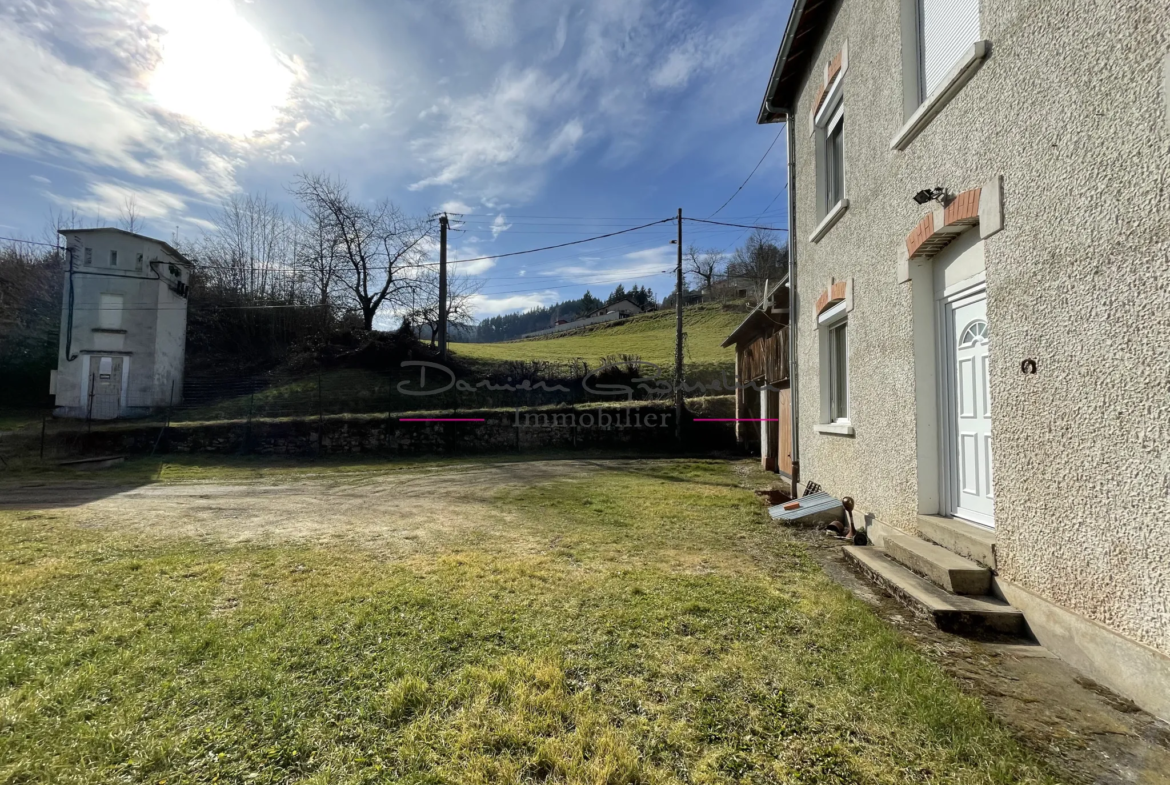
left=694, top=418, right=781, bottom=422
left=399, top=418, right=485, bottom=422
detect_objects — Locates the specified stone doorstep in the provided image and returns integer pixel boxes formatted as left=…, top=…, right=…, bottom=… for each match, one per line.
left=884, top=533, right=991, bottom=595
left=843, top=546, right=1025, bottom=636
left=916, top=514, right=997, bottom=570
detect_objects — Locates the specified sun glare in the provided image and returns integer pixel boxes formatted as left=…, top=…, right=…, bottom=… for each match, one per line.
left=147, top=0, right=296, bottom=137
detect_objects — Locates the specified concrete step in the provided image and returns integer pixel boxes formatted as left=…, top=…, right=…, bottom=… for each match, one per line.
left=884, top=533, right=990, bottom=595
left=916, top=515, right=997, bottom=570
left=843, top=546, right=1024, bottom=636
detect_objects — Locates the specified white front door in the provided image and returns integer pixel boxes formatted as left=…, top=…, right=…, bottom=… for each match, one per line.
left=948, top=293, right=993, bottom=526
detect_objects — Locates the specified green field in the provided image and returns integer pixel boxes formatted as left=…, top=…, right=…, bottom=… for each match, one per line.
left=451, top=305, right=744, bottom=378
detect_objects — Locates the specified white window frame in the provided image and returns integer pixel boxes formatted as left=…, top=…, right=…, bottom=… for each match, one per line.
left=824, top=103, right=845, bottom=214
left=811, top=84, right=849, bottom=241
left=816, top=300, right=854, bottom=435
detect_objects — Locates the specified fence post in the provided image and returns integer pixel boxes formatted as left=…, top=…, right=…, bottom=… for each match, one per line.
left=151, top=379, right=175, bottom=457
left=317, top=370, right=323, bottom=457
left=40, top=416, right=47, bottom=461
left=245, top=388, right=254, bottom=455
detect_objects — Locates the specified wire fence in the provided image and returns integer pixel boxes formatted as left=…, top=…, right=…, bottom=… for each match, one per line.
left=0, top=360, right=734, bottom=466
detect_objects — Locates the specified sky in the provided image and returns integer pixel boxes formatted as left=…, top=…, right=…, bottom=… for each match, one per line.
left=0, top=0, right=793, bottom=321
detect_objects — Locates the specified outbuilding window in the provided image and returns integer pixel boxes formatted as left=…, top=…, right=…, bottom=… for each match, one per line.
left=109, top=250, right=118, bottom=267
left=83, top=247, right=92, bottom=266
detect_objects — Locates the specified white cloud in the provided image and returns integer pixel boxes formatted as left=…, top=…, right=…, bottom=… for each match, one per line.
left=51, top=180, right=188, bottom=223
left=541, top=245, right=675, bottom=282
left=441, top=200, right=474, bottom=214
left=469, top=290, right=559, bottom=319
left=408, top=68, right=585, bottom=196
left=491, top=213, right=512, bottom=238
left=29, top=174, right=50, bottom=184
left=450, top=0, right=517, bottom=49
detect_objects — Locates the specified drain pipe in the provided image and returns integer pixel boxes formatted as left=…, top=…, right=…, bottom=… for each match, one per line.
left=784, top=117, right=799, bottom=497
left=763, top=101, right=801, bottom=498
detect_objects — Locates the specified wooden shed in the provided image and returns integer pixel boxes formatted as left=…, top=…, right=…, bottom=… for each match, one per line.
left=721, top=281, right=791, bottom=476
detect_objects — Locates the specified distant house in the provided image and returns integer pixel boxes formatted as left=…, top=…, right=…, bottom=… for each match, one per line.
left=721, top=281, right=790, bottom=473
left=584, top=298, right=645, bottom=319
left=50, top=228, right=191, bottom=419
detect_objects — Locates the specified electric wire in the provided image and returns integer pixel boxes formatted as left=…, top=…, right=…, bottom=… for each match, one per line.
left=706, top=126, right=784, bottom=218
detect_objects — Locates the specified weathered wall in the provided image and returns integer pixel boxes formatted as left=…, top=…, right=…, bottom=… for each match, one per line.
left=787, top=0, right=1169, bottom=655
left=54, top=231, right=188, bottom=416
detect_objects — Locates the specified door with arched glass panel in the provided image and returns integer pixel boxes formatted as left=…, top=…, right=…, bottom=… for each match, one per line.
left=946, top=292, right=993, bottom=526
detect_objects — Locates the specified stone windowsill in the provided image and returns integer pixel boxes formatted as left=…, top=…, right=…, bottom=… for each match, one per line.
left=890, top=40, right=990, bottom=151
left=92, top=328, right=128, bottom=334
left=814, top=421, right=855, bottom=436
left=809, top=199, right=849, bottom=244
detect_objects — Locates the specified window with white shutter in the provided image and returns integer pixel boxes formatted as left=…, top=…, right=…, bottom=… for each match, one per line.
left=98, top=293, right=124, bottom=330
left=920, top=0, right=981, bottom=98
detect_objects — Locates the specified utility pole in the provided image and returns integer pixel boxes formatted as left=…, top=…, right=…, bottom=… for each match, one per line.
left=438, top=213, right=449, bottom=360
left=675, top=207, right=683, bottom=442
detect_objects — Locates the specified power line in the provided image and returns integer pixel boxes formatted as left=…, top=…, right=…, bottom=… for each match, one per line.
left=446, top=218, right=674, bottom=265
left=707, top=126, right=784, bottom=218
left=684, top=217, right=786, bottom=231
left=0, top=235, right=61, bottom=248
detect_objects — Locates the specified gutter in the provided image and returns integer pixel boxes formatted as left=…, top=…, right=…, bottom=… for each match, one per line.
left=757, top=0, right=808, bottom=124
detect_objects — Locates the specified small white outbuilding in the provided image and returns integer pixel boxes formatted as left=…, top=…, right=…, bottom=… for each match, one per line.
left=51, top=228, right=191, bottom=419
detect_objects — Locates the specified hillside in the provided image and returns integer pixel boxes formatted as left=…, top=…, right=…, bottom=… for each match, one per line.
left=451, top=304, right=746, bottom=377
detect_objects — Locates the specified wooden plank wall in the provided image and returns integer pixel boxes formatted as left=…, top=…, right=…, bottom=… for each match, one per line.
left=777, top=387, right=793, bottom=477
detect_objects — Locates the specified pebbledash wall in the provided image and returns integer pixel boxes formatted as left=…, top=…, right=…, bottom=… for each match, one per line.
left=785, top=1, right=1169, bottom=713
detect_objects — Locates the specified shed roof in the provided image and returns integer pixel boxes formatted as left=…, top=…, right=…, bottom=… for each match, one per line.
left=756, top=0, right=835, bottom=124
left=59, top=227, right=192, bottom=267
left=720, top=278, right=790, bottom=348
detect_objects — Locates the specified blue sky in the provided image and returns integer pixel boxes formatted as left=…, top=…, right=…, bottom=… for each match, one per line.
left=0, top=0, right=791, bottom=320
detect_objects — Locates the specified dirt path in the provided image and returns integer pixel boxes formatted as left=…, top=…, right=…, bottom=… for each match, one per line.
left=0, top=459, right=631, bottom=555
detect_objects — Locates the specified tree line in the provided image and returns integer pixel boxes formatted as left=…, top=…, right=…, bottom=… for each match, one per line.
left=474, top=283, right=657, bottom=343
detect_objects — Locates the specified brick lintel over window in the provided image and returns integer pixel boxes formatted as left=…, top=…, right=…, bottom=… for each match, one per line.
left=809, top=41, right=849, bottom=132
left=815, top=277, right=854, bottom=316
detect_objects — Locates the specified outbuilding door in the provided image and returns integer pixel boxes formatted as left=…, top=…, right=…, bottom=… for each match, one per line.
left=90, top=356, right=123, bottom=419
left=944, top=291, right=993, bottom=526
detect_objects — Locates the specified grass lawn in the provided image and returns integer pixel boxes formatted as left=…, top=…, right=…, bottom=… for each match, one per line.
left=451, top=305, right=744, bottom=380
left=0, top=458, right=1058, bottom=784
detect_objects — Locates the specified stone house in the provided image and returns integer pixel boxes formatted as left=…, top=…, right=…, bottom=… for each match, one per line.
left=757, top=0, right=1169, bottom=718
left=50, top=228, right=191, bottom=419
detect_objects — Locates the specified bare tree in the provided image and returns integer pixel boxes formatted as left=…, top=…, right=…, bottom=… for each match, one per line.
left=118, top=195, right=143, bottom=234
left=726, top=229, right=787, bottom=299
left=292, top=200, right=345, bottom=326
left=685, top=245, right=723, bottom=291
left=291, top=173, right=432, bottom=330
left=406, top=266, right=483, bottom=347
left=195, top=193, right=295, bottom=301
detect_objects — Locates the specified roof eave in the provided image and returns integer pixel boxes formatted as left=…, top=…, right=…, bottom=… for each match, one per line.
left=58, top=227, right=193, bottom=267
